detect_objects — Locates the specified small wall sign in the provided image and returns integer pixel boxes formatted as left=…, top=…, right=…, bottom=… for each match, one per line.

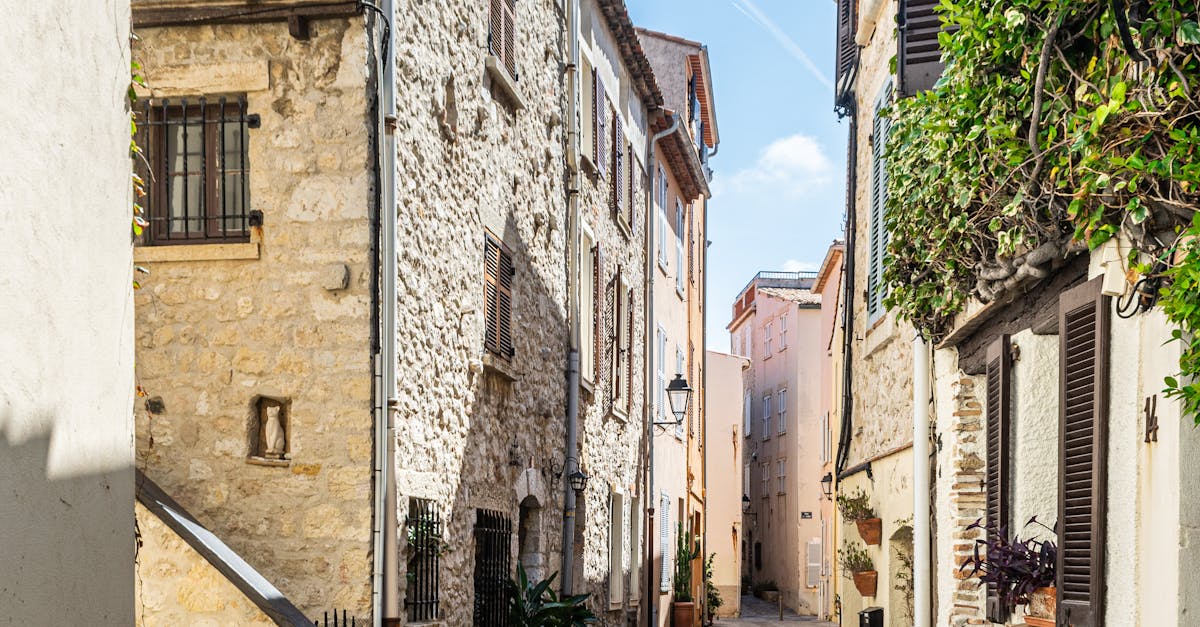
left=801, top=511, right=813, bottom=519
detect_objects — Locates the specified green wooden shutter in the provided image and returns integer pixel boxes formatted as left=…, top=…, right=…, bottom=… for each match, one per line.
left=1057, top=277, right=1109, bottom=627
left=867, top=82, right=892, bottom=321
left=985, top=335, right=1011, bottom=624
left=834, top=0, right=857, bottom=109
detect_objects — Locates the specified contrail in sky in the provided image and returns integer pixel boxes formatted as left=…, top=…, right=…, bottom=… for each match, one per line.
left=731, top=0, right=834, bottom=91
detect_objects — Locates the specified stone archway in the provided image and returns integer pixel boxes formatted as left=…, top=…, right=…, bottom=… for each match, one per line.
left=515, top=468, right=548, bottom=582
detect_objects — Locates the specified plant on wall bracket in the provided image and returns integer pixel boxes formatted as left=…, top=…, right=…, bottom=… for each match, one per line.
left=881, top=0, right=1200, bottom=422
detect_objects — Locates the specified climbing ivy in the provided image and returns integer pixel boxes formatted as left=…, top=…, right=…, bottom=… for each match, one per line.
left=130, top=37, right=149, bottom=289
left=882, top=0, right=1200, bottom=421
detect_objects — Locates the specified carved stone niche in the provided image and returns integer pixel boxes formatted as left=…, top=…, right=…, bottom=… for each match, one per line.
left=247, top=396, right=290, bottom=466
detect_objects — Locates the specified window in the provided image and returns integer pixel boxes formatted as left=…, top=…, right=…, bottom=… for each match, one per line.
left=611, top=276, right=633, bottom=415
left=820, top=413, right=831, bottom=463
left=629, top=496, right=642, bottom=604
left=659, top=492, right=671, bottom=592
left=657, top=166, right=668, bottom=267
left=985, top=334, right=1012, bottom=623
left=487, top=0, right=517, bottom=79
left=580, top=227, right=596, bottom=382
left=806, top=538, right=821, bottom=588
left=625, top=153, right=638, bottom=233
left=581, top=55, right=595, bottom=166
left=405, top=498, right=441, bottom=622
left=761, top=395, right=771, bottom=439
left=732, top=333, right=740, bottom=357
left=779, top=313, right=788, bottom=350
left=743, top=391, right=752, bottom=437
left=675, top=200, right=685, bottom=295
left=675, top=346, right=685, bottom=437
left=761, top=462, right=769, bottom=486
left=594, top=70, right=608, bottom=177
left=764, top=323, right=773, bottom=355
left=656, top=327, right=667, bottom=421
left=138, top=98, right=252, bottom=245
left=777, top=389, right=787, bottom=434
left=776, top=459, right=786, bottom=494
left=867, top=81, right=893, bottom=323
left=608, top=492, right=625, bottom=607
left=472, top=509, right=511, bottom=626
left=743, top=328, right=751, bottom=358
left=743, top=463, right=751, bottom=497
left=483, top=232, right=515, bottom=360
left=897, top=0, right=948, bottom=96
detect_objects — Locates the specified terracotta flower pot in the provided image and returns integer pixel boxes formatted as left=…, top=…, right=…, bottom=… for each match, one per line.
left=856, top=517, right=882, bottom=545
left=1024, top=617, right=1054, bottom=627
left=672, top=600, right=695, bottom=627
left=1028, top=586, right=1057, bottom=620
left=852, top=570, right=878, bottom=597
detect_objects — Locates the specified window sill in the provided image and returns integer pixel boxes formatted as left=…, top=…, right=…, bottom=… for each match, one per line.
left=863, top=313, right=898, bottom=360
left=675, top=286, right=685, bottom=300
left=763, top=353, right=772, bottom=361
left=134, top=242, right=259, bottom=263
left=484, top=55, right=525, bottom=110
left=482, top=352, right=518, bottom=382
left=246, top=456, right=289, bottom=468
left=616, top=216, right=633, bottom=240
left=657, top=258, right=669, bottom=276
left=610, top=406, right=629, bottom=423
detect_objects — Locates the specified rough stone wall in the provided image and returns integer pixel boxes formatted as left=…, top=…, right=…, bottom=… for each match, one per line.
left=135, top=502, right=276, bottom=626
left=386, top=0, right=578, bottom=624
left=932, top=348, right=986, bottom=627
left=0, top=2, right=135, bottom=623
left=132, top=17, right=374, bottom=618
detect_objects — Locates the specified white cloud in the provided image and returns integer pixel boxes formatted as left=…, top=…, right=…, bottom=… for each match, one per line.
left=712, top=134, right=833, bottom=198
left=731, top=0, right=834, bottom=90
left=782, top=259, right=818, bottom=273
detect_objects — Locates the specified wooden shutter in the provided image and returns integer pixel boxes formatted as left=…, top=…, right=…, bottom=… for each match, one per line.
left=484, top=233, right=514, bottom=359
left=593, top=245, right=604, bottom=383
left=502, top=0, right=515, bottom=78
left=1057, top=277, right=1109, bottom=627
left=628, top=150, right=637, bottom=231
left=985, top=335, right=1011, bottom=624
left=626, top=286, right=635, bottom=414
left=867, top=83, right=892, bottom=319
left=595, top=75, right=608, bottom=177
left=613, top=114, right=625, bottom=218
left=834, top=0, right=857, bottom=106
left=489, top=0, right=516, bottom=78
left=488, top=0, right=502, bottom=59
left=605, top=274, right=617, bottom=404
left=806, top=539, right=821, bottom=588
left=898, top=0, right=945, bottom=96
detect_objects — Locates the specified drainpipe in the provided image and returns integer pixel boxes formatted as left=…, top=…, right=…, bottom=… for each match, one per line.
left=561, top=0, right=583, bottom=597
left=364, top=0, right=399, bottom=624
left=912, top=334, right=931, bottom=627
left=646, top=113, right=680, bottom=627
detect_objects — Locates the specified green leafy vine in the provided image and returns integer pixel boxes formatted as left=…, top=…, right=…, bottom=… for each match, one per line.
left=130, top=35, right=149, bottom=288
left=882, top=0, right=1200, bottom=421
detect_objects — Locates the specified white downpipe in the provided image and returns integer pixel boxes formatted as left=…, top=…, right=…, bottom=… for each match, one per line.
left=373, top=1, right=399, bottom=625
left=912, top=334, right=931, bottom=627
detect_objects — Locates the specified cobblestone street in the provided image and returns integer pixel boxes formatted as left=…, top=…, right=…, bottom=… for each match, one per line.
left=714, top=596, right=838, bottom=626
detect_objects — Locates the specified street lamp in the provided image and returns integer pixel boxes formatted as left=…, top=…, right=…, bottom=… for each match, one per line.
left=568, top=469, right=589, bottom=493
left=821, top=472, right=834, bottom=500
left=742, top=494, right=751, bottom=513
left=654, top=374, right=694, bottom=426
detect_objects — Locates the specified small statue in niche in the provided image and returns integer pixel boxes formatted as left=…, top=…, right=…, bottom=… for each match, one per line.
left=257, top=397, right=288, bottom=460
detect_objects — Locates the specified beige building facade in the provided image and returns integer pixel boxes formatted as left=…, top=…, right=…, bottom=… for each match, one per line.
left=704, top=350, right=748, bottom=618
left=0, top=2, right=135, bottom=623
left=729, top=272, right=824, bottom=615
left=813, top=242, right=844, bottom=622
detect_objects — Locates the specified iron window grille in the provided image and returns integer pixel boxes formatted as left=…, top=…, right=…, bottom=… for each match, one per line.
left=137, top=97, right=256, bottom=245
left=473, top=509, right=512, bottom=627
left=405, top=498, right=441, bottom=623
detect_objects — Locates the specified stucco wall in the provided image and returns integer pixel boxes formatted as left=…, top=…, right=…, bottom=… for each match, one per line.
left=135, top=502, right=276, bottom=626
left=1010, top=331, right=1058, bottom=536
left=132, top=17, right=374, bottom=618
left=705, top=351, right=747, bottom=617
left=0, top=1, right=135, bottom=623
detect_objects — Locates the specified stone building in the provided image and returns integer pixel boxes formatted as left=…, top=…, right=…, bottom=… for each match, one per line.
left=834, top=1, right=1200, bottom=626
left=728, top=271, right=824, bottom=615
left=129, top=0, right=690, bottom=625
left=633, top=25, right=717, bottom=627
left=0, top=2, right=135, bottom=623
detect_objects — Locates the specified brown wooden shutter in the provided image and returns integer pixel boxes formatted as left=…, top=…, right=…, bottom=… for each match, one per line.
left=607, top=270, right=619, bottom=405
left=626, top=285, right=635, bottom=414
left=502, top=0, right=515, bottom=78
left=985, top=335, right=1011, bottom=624
left=898, top=0, right=946, bottom=96
left=1056, top=277, right=1109, bottom=627
left=613, top=114, right=625, bottom=219
left=628, top=149, right=637, bottom=231
left=834, top=0, right=857, bottom=108
left=488, top=0, right=502, bottom=59
left=595, top=74, right=607, bottom=177
left=484, top=233, right=514, bottom=358
left=593, top=244, right=604, bottom=383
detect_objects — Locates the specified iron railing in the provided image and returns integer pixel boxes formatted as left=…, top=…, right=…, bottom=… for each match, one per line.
left=405, top=498, right=441, bottom=622
left=472, top=509, right=512, bottom=627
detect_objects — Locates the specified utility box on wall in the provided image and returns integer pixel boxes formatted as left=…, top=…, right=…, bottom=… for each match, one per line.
left=858, top=606, right=883, bottom=627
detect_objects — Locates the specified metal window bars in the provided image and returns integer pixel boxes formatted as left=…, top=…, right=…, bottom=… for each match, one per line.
left=472, top=509, right=512, bottom=627
left=405, top=499, right=441, bottom=623
left=137, top=96, right=257, bottom=245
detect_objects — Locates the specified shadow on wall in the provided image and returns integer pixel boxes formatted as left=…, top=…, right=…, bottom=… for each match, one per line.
left=889, top=523, right=914, bottom=627
left=0, top=410, right=133, bottom=625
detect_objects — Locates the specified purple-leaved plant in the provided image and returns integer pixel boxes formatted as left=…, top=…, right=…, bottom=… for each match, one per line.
left=960, top=516, right=1057, bottom=612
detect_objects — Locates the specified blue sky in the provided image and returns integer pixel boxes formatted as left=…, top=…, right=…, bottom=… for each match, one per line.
left=627, top=0, right=847, bottom=350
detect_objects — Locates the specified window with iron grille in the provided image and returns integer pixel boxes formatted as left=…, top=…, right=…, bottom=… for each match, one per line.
left=473, top=509, right=512, bottom=627
left=137, top=97, right=255, bottom=245
left=405, top=498, right=441, bottom=623
left=488, top=0, right=516, bottom=80
left=483, top=232, right=515, bottom=360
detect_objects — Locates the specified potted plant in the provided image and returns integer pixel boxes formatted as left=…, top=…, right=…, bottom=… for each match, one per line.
left=837, top=487, right=881, bottom=545
left=960, top=517, right=1058, bottom=627
left=838, top=540, right=877, bottom=597
left=507, top=564, right=597, bottom=626
left=703, top=553, right=723, bottom=625
left=672, top=522, right=699, bottom=627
